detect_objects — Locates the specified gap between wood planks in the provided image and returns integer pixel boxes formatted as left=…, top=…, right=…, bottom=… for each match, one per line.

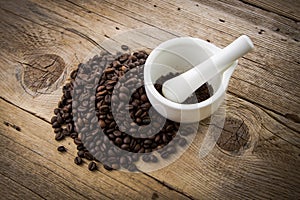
left=1, top=0, right=299, bottom=146
left=238, top=0, right=299, bottom=22
left=0, top=172, right=44, bottom=200
left=0, top=0, right=298, bottom=132
left=0, top=97, right=193, bottom=199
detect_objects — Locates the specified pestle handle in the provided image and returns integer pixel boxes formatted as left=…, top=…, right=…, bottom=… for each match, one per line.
left=162, top=35, right=254, bottom=103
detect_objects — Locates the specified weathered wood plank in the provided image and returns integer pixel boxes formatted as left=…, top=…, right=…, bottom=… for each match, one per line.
left=0, top=173, right=43, bottom=200
left=0, top=0, right=299, bottom=199
left=240, top=0, right=300, bottom=22
left=0, top=98, right=189, bottom=199
left=148, top=94, right=300, bottom=199
left=0, top=0, right=299, bottom=117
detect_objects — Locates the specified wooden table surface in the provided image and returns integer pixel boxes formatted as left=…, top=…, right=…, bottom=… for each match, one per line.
left=0, top=0, right=299, bottom=199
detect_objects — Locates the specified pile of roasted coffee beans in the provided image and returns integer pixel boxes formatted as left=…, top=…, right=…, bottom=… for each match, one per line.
left=51, top=49, right=212, bottom=172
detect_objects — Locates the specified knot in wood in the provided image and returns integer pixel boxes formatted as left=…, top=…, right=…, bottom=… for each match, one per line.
left=217, top=117, right=250, bottom=153
left=22, top=54, right=65, bottom=93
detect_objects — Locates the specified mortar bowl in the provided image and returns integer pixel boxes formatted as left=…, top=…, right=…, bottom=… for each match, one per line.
left=144, top=37, right=238, bottom=123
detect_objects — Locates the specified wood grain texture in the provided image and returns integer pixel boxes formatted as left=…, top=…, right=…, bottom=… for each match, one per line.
left=0, top=98, right=188, bottom=199
left=0, top=0, right=299, bottom=199
left=240, top=0, right=300, bottom=22
left=1, top=0, right=299, bottom=117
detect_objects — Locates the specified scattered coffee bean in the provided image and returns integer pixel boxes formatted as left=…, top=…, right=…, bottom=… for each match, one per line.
left=57, top=146, right=67, bottom=152
left=84, top=152, right=94, bottom=160
left=77, top=150, right=85, bottom=158
left=104, top=164, right=114, bottom=171
left=88, top=162, right=97, bottom=171
left=121, top=44, right=129, bottom=51
left=74, top=156, right=83, bottom=165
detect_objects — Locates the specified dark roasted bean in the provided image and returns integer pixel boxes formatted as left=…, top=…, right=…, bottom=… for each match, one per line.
left=74, top=138, right=82, bottom=145
left=70, top=132, right=78, bottom=139
left=142, top=155, right=151, bottom=162
left=121, top=144, right=129, bottom=150
left=77, top=150, right=85, bottom=158
left=54, top=127, right=62, bottom=133
left=120, top=156, right=128, bottom=165
left=74, top=156, right=83, bottom=165
left=51, top=116, right=57, bottom=124
left=178, top=138, right=187, bottom=147
left=128, top=164, right=137, bottom=172
left=123, top=136, right=131, bottom=144
left=57, top=146, right=67, bottom=152
left=104, top=164, right=114, bottom=171
left=119, top=92, right=128, bottom=101
left=54, top=108, right=60, bottom=115
left=115, top=137, right=122, bottom=145
left=52, top=121, right=60, bottom=128
left=55, top=132, right=64, bottom=141
left=77, top=144, right=85, bottom=151
left=88, top=162, right=97, bottom=171
left=84, top=152, right=94, bottom=160
left=150, top=155, right=158, bottom=163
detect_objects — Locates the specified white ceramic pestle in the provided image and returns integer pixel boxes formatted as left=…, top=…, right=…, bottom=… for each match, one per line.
left=162, top=35, right=253, bottom=103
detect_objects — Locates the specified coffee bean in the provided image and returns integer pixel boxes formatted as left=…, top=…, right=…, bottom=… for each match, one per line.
left=120, top=86, right=130, bottom=94
left=99, top=120, right=106, bottom=128
left=142, top=118, right=151, bottom=124
left=167, top=146, right=176, bottom=154
left=123, top=136, right=131, bottom=144
left=121, top=144, right=129, bottom=150
left=104, top=164, right=114, bottom=171
left=104, top=68, right=115, bottom=74
left=121, top=45, right=129, bottom=51
left=134, top=144, right=141, bottom=152
left=111, top=163, right=120, bottom=170
left=140, top=94, right=148, bottom=102
left=119, top=92, right=128, bottom=101
left=166, top=125, right=173, bottom=132
left=125, top=77, right=137, bottom=85
left=88, top=162, right=97, bottom=171
left=70, top=132, right=78, bottom=139
left=84, top=152, right=94, bottom=160
left=51, top=116, right=57, bottom=124
left=150, top=155, right=158, bottom=163
left=142, top=155, right=151, bottom=162
left=112, top=60, right=121, bottom=68
left=178, top=138, right=187, bottom=147
left=52, top=121, right=60, bottom=129
left=54, top=127, right=62, bottom=133
left=100, top=105, right=109, bottom=112
left=128, top=164, right=137, bottom=172
left=113, top=130, right=122, bottom=137
left=54, top=108, right=60, bottom=115
left=135, top=109, right=143, bottom=117
left=120, top=156, right=128, bottom=165
left=55, top=132, right=64, bottom=141
left=115, top=137, right=122, bottom=145
left=161, top=151, right=169, bottom=159
left=77, top=144, right=85, bottom=151
left=74, top=156, right=83, bottom=165
left=57, top=146, right=67, bottom=152
left=56, top=114, right=64, bottom=124
left=77, top=150, right=85, bottom=158
left=70, top=70, right=78, bottom=79
left=74, top=138, right=82, bottom=145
